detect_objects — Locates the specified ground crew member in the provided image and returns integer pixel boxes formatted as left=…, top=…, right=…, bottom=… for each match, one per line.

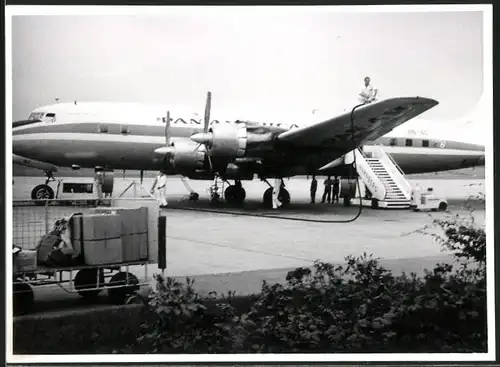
left=151, top=170, right=168, bottom=208
left=272, top=178, right=283, bottom=209
left=94, top=171, right=104, bottom=204
left=332, top=176, right=340, bottom=203
left=321, top=176, right=333, bottom=203
left=411, top=183, right=422, bottom=207
left=310, top=175, right=318, bottom=203
left=358, top=76, right=378, bottom=104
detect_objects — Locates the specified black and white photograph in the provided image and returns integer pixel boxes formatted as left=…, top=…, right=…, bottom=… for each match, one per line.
left=6, top=4, right=494, bottom=363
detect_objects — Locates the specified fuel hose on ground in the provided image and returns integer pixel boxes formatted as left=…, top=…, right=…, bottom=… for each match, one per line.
left=165, top=103, right=367, bottom=223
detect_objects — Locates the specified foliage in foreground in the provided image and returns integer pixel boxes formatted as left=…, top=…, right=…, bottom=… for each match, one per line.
left=135, top=211, right=487, bottom=354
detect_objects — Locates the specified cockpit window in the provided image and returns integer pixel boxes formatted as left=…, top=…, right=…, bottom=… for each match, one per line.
left=28, top=112, right=45, bottom=120
left=45, top=113, right=56, bottom=122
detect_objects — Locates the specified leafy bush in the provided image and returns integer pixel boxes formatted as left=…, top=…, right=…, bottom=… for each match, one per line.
left=13, top=304, right=150, bottom=354
left=135, top=211, right=487, bottom=354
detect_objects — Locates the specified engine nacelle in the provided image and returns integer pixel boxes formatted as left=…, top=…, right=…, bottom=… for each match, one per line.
left=208, top=123, right=247, bottom=157
left=168, top=140, right=205, bottom=170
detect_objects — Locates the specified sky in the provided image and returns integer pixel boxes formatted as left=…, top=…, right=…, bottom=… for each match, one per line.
left=10, top=8, right=485, bottom=123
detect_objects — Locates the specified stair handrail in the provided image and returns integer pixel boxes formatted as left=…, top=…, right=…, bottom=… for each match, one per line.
left=376, top=146, right=412, bottom=200
left=354, top=148, right=386, bottom=201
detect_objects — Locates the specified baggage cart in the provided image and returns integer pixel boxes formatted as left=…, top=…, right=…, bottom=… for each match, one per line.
left=12, top=198, right=165, bottom=315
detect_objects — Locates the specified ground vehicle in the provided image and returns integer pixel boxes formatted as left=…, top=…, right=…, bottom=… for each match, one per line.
left=31, top=175, right=114, bottom=206
left=410, top=187, right=448, bottom=211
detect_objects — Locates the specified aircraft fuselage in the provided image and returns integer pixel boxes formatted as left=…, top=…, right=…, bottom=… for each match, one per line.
left=12, top=100, right=485, bottom=178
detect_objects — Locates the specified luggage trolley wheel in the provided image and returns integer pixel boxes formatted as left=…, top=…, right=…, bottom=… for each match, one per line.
left=107, top=271, right=140, bottom=305
left=13, top=282, right=35, bottom=316
left=74, top=268, right=105, bottom=300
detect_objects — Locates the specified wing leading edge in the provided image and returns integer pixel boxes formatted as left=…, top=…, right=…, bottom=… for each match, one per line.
left=277, top=97, right=439, bottom=154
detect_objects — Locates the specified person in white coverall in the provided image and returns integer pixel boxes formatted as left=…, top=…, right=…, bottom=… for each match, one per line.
left=151, top=171, right=168, bottom=208
left=94, top=171, right=104, bottom=203
left=272, top=178, right=283, bottom=209
left=358, top=76, right=378, bottom=104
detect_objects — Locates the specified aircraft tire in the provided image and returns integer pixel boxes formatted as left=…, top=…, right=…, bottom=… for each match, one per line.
left=31, top=184, right=54, bottom=206
left=263, top=187, right=291, bottom=208
left=439, top=202, right=448, bottom=211
left=279, top=188, right=291, bottom=207
left=224, top=185, right=236, bottom=204
left=224, top=185, right=246, bottom=206
left=263, top=188, right=273, bottom=208
left=101, top=170, right=114, bottom=195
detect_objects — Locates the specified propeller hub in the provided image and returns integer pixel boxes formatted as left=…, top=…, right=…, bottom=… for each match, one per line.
left=190, top=132, right=213, bottom=145
left=154, top=146, right=175, bottom=155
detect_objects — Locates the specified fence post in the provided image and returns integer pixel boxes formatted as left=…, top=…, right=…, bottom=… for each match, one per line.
left=158, top=216, right=167, bottom=273
left=44, top=200, right=49, bottom=233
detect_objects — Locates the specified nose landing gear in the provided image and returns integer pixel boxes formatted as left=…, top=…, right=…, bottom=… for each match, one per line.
left=31, top=170, right=56, bottom=205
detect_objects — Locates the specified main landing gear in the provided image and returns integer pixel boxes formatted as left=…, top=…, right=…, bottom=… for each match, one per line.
left=208, top=177, right=290, bottom=209
left=262, top=178, right=290, bottom=209
left=31, top=170, right=55, bottom=205
left=224, top=180, right=246, bottom=207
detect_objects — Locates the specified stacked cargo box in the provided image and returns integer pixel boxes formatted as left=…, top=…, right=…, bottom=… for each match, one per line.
left=93, top=207, right=149, bottom=262
left=72, top=214, right=123, bottom=265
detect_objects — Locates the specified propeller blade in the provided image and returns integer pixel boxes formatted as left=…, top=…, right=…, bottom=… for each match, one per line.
left=204, top=91, right=211, bottom=133
left=207, top=153, right=213, bottom=171
left=165, top=110, right=171, bottom=145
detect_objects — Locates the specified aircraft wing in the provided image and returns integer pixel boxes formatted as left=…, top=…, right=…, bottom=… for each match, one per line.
left=13, top=154, right=59, bottom=172
left=276, top=97, right=438, bottom=152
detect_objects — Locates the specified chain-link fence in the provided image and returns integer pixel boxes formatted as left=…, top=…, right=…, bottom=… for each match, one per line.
left=12, top=200, right=101, bottom=251
left=11, top=197, right=162, bottom=315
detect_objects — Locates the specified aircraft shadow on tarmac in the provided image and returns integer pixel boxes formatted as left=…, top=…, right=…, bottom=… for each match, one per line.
left=166, top=195, right=397, bottom=221
left=164, top=195, right=485, bottom=221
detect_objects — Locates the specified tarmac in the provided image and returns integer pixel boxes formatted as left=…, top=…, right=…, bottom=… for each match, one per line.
left=10, top=175, right=486, bottom=316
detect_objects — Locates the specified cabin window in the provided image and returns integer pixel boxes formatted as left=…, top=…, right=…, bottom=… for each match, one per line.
left=422, top=139, right=429, bottom=147
left=389, top=138, right=397, bottom=146
left=405, top=139, right=413, bottom=147
left=98, top=124, right=108, bottom=133
left=121, top=125, right=130, bottom=134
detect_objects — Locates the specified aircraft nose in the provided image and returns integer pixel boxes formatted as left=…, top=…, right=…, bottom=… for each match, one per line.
left=12, top=119, right=40, bottom=131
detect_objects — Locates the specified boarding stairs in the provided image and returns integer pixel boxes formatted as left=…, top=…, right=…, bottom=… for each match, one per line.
left=353, top=147, right=412, bottom=209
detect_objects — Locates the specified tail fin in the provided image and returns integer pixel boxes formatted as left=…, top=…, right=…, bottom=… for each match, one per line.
left=458, top=94, right=486, bottom=126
